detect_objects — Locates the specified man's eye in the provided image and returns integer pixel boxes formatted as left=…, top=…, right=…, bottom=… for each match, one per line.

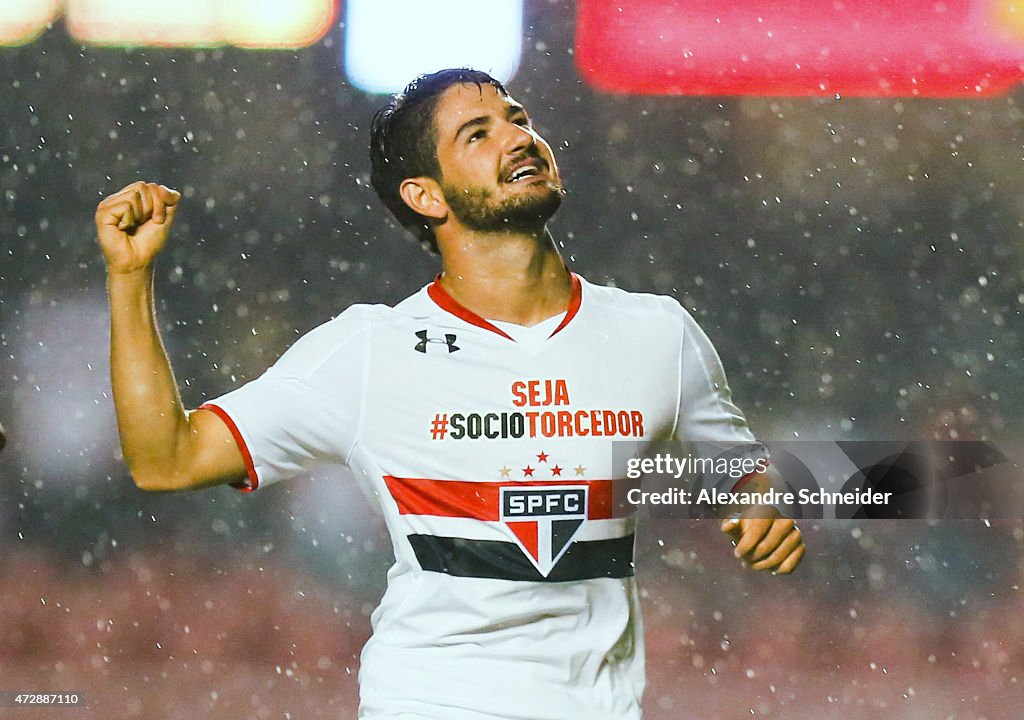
left=469, top=130, right=486, bottom=142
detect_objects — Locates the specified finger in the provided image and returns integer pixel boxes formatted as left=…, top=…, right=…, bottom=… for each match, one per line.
left=101, top=181, right=147, bottom=210
left=146, top=183, right=166, bottom=223
left=734, top=518, right=772, bottom=558
left=750, top=528, right=803, bottom=571
left=97, top=183, right=146, bottom=228
left=138, top=185, right=155, bottom=220
left=128, top=190, right=145, bottom=229
left=97, top=199, right=126, bottom=226
left=163, top=200, right=179, bottom=224
left=749, top=518, right=795, bottom=562
left=155, top=185, right=181, bottom=223
left=107, top=181, right=146, bottom=204
left=773, top=543, right=806, bottom=574
left=115, top=200, right=135, bottom=231
left=158, top=185, right=181, bottom=206
left=721, top=517, right=740, bottom=537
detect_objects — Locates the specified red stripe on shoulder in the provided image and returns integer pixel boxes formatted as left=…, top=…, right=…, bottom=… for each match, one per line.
left=199, top=403, right=259, bottom=493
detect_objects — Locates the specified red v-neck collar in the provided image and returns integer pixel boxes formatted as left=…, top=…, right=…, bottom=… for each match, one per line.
left=427, top=272, right=583, bottom=342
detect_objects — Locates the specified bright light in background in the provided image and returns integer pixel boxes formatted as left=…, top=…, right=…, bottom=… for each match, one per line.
left=68, top=0, right=219, bottom=47
left=344, top=0, right=522, bottom=94
left=0, top=0, right=61, bottom=46
left=66, top=0, right=335, bottom=48
left=989, top=0, right=1024, bottom=42
left=224, top=0, right=334, bottom=49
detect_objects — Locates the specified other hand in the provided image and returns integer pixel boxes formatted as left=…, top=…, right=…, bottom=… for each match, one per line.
left=721, top=507, right=804, bottom=574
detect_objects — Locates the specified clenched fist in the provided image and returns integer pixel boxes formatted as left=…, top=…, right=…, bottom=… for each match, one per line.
left=95, top=181, right=181, bottom=274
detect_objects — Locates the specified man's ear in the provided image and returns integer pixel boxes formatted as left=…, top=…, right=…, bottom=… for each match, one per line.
left=399, top=177, right=447, bottom=221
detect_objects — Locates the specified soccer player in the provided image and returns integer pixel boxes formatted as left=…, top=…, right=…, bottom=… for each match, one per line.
left=96, top=68, right=804, bottom=719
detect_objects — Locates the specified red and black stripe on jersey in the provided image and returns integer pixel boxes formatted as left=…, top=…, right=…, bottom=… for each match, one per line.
left=385, top=476, right=636, bottom=583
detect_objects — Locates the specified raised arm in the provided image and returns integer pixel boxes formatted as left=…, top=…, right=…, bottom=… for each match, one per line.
left=97, top=181, right=247, bottom=491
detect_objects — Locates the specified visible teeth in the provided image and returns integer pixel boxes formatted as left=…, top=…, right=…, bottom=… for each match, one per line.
left=510, top=165, right=537, bottom=182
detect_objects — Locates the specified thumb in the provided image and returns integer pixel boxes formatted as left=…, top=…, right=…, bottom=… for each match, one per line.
left=721, top=517, right=741, bottom=536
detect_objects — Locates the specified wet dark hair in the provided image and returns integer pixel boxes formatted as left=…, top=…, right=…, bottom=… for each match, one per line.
left=369, top=68, right=508, bottom=253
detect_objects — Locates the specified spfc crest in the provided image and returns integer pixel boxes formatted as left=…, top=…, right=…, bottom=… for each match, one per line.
left=500, top=485, right=588, bottom=576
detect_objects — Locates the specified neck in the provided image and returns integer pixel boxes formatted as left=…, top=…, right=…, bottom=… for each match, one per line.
left=437, top=225, right=572, bottom=327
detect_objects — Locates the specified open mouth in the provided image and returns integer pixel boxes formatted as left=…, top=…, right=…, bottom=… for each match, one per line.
left=504, top=160, right=545, bottom=184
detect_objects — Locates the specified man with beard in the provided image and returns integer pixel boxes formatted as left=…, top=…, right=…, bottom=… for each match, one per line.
left=96, top=69, right=803, bottom=719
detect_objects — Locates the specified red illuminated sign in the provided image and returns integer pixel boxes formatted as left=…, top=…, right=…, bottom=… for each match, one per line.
left=575, top=0, right=1024, bottom=97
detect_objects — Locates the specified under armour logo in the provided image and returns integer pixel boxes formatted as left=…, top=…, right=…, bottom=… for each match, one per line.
left=415, top=330, right=460, bottom=354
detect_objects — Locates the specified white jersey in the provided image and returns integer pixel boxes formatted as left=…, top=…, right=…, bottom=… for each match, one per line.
left=203, top=273, right=759, bottom=720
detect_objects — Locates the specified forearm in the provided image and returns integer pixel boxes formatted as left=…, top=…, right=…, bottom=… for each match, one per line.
left=721, top=465, right=792, bottom=519
left=108, top=268, right=192, bottom=489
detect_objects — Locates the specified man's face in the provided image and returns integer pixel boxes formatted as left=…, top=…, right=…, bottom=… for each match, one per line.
left=429, top=83, right=564, bottom=233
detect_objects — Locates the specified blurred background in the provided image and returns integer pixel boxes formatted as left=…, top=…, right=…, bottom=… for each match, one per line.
left=1, top=0, right=1023, bottom=717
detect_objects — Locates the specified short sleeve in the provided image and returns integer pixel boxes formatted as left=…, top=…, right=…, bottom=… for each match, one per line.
left=200, top=307, right=371, bottom=492
left=673, top=306, right=768, bottom=494
left=675, top=307, right=756, bottom=445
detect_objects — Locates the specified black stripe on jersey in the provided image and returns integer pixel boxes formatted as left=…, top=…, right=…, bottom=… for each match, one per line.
left=407, top=534, right=636, bottom=582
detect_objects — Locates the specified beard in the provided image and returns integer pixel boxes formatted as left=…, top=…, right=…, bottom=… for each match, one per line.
left=442, top=179, right=565, bottom=233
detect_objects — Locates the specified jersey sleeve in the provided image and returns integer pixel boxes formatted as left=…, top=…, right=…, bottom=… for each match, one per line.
left=200, top=307, right=372, bottom=492
left=674, top=306, right=756, bottom=445
left=672, top=304, right=770, bottom=497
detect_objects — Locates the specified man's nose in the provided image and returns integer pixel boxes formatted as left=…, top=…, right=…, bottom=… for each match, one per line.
left=502, top=121, right=535, bottom=155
